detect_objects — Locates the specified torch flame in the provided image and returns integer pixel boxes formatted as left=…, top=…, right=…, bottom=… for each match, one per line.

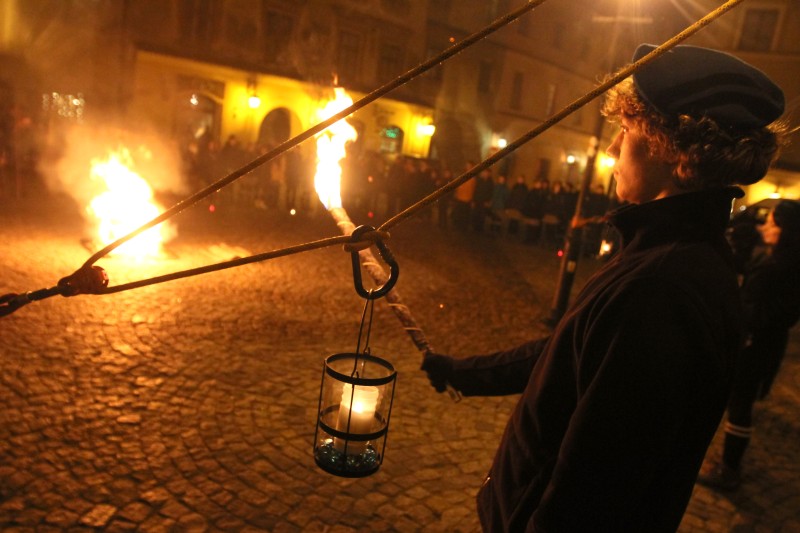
left=314, top=88, right=358, bottom=210
left=87, top=148, right=169, bottom=257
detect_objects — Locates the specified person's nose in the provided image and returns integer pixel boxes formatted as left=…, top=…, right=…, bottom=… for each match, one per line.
left=606, top=131, right=622, bottom=159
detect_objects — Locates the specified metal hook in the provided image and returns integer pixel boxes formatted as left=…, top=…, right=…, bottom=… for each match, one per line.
left=350, top=225, right=399, bottom=300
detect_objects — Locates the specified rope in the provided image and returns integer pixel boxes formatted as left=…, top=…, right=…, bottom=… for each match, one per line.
left=0, top=0, right=745, bottom=317
left=378, top=0, right=744, bottom=234
left=79, top=0, right=550, bottom=267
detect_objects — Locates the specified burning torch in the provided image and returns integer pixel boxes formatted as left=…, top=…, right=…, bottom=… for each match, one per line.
left=313, top=88, right=459, bottom=401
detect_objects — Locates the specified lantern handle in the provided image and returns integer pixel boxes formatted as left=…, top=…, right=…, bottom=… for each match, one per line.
left=349, top=225, right=399, bottom=300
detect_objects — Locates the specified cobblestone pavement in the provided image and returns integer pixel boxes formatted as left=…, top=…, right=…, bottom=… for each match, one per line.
left=1, top=194, right=798, bottom=532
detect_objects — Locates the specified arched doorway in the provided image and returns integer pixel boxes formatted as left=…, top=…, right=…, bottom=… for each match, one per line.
left=259, top=107, right=292, bottom=147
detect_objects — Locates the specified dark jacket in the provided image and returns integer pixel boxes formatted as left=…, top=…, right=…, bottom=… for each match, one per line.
left=448, top=188, right=744, bottom=532
left=731, top=248, right=800, bottom=402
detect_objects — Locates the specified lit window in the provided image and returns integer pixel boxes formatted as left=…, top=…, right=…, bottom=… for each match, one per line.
left=510, top=72, right=523, bottom=111
left=42, top=92, right=85, bottom=123
left=478, top=61, right=492, bottom=94
left=738, top=7, right=780, bottom=52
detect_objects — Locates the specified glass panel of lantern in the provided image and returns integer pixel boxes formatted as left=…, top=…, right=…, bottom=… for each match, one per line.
left=314, top=352, right=396, bottom=477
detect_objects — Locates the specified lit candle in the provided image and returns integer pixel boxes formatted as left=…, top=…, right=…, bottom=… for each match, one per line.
left=335, top=384, right=379, bottom=453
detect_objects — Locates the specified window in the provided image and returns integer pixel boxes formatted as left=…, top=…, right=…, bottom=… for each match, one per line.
left=264, top=10, right=295, bottom=64
left=551, top=22, right=565, bottom=50
left=737, top=7, right=780, bottom=52
left=378, top=43, right=404, bottom=82
left=337, top=30, right=362, bottom=86
left=510, top=72, right=523, bottom=111
left=177, top=0, right=220, bottom=45
left=537, top=158, right=551, bottom=181
left=478, top=61, right=492, bottom=94
left=544, top=83, right=557, bottom=116
left=225, top=11, right=257, bottom=49
left=428, top=0, right=452, bottom=20
left=381, top=0, right=411, bottom=17
left=425, top=46, right=444, bottom=81
left=517, top=12, right=531, bottom=37
left=380, top=126, right=404, bottom=154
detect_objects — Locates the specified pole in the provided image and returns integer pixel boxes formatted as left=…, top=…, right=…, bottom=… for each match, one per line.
left=544, top=129, right=602, bottom=327
left=545, top=7, right=639, bottom=327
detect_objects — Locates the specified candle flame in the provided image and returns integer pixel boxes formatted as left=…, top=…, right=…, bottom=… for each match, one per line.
left=314, top=88, right=357, bottom=210
left=87, top=148, right=170, bottom=257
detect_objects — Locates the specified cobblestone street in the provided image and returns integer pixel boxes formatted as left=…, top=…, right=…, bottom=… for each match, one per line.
left=2, top=194, right=799, bottom=532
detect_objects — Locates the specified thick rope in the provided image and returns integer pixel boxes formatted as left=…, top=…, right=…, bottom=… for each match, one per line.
left=0, top=0, right=744, bottom=316
left=80, top=0, right=550, bottom=267
left=378, top=0, right=744, bottom=233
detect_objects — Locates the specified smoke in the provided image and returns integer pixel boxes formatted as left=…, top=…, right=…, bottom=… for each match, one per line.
left=41, top=118, right=190, bottom=210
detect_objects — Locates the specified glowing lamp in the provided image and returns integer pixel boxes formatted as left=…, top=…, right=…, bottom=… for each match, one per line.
left=248, top=94, right=261, bottom=109
left=600, top=155, right=616, bottom=168
left=417, top=123, right=436, bottom=137
left=314, top=352, right=396, bottom=477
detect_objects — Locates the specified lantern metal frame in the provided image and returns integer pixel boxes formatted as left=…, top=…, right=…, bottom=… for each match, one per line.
left=313, top=352, right=397, bottom=477
left=312, top=225, right=399, bottom=477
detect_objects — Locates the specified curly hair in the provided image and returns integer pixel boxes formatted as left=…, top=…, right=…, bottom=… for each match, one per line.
left=601, top=77, right=787, bottom=191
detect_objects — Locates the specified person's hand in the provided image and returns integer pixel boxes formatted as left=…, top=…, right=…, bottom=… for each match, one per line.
left=421, top=352, right=454, bottom=393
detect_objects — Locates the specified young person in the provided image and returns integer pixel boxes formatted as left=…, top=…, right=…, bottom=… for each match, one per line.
left=422, top=44, right=786, bottom=532
left=699, top=200, right=800, bottom=490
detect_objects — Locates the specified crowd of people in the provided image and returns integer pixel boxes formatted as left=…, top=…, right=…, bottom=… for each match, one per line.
left=0, top=104, right=40, bottom=200
left=181, top=135, right=615, bottom=252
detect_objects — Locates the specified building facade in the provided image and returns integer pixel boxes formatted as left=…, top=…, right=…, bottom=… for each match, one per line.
left=0, top=0, right=798, bottom=205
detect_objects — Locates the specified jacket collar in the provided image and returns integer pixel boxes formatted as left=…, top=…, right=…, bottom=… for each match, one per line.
left=610, top=187, right=743, bottom=251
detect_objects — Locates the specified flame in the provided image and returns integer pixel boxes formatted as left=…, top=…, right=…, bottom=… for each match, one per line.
left=86, top=148, right=169, bottom=257
left=314, top=88, right=358, bottom=210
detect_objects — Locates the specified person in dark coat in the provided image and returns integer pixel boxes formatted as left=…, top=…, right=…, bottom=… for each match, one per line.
left=422, top=44, right=786, bottom=532
left=472, top=168, right=495, bottom=232
left=506, top=175, right=529, bottom=235
left=698, top=200, right=800, bottom=491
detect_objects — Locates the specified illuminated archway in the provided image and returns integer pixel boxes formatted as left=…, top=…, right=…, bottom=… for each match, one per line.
left=259, top=107, right=292, bottom=147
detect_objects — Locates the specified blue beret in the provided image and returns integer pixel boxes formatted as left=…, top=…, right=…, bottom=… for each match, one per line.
left=632, top=44, right=784, bottom=129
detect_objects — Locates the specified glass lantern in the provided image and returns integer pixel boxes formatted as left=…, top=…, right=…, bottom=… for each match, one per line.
left=313, top=352, right=396, bottom=477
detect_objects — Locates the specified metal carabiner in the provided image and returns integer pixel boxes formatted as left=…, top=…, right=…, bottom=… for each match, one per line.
left=350, top=225, right=399, bottom=300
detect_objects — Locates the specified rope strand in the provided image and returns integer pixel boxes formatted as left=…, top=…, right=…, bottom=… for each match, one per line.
left=0, top=0, right=745, bottom=316
left=378, top=0, right=744, bottom=233
left=81, top=0, right=550, bottom=266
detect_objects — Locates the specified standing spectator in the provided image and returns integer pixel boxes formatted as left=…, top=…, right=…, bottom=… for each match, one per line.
left=385, top=156, right=406, bottom=217
left=421, top=44, right=786, bottom=531
left=582, top=183, right=611, bottom=254
left=522, top=178, right=549, bottom=243
left=220, top=134, right=246, bottom=206
left=471, top=168, right=494, bottom=232
left=362, top=151, right=385, bottom=217
left=542, top=181, right=572, bottom=245
left=435, top=167, right=453, bottom=229
left=699, top=200, right=800, bottom=491
left=284, top=146, right=304, bottom=212
left=413, top=160, right=437, bottom=221
left=506, top=174, right=529, bottom=234
left=0, top=103, right=15, bottom=198
left=489, top=175, right=509, bottom=233
left=451, top=161, right=476, bottom=231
